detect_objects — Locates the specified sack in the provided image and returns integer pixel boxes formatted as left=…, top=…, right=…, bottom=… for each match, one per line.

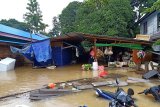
left=104, top=48, right=113, bottom=55
left=108, top=50, right=113, bottom=55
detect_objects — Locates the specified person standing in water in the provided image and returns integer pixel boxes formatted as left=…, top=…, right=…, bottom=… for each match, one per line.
left=104, top=46, right=113, bottom=65
left=88, top=46, right=95, bottom=64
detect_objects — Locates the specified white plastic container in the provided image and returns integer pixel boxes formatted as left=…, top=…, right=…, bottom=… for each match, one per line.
left=92, top=61, right=98, bottom=71
left=0, top=57, right=16, bottom=71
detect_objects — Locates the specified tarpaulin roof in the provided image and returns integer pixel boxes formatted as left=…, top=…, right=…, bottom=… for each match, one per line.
left=96, top=43, right=143, bottom=50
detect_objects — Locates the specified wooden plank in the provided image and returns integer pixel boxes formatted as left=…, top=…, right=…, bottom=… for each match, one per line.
left=127, top=77, right=149, bottom=83
left=91, top=81, right=112, bottom=87
left=136, top=34, right=150, bottom=41
left=30, top=95, right=58, bottom=100
left=30, top=93, right=59, bottom=97
left=107, top=81, right=128, bottom=87
left=39, top=89, right=73, bottom=94
left=75, top=85, right=93, bottom=90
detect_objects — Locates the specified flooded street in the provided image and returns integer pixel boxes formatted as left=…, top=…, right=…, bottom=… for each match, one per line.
left=0, top=65, right=159, bottom=107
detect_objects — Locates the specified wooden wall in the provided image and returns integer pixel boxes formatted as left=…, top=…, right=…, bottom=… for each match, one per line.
left=0, top=43, right=12, bottom=58
left=0, top=43, right=25, bottom=67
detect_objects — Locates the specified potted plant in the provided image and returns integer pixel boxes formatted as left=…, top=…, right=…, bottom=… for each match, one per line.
left=152, top=39, right=160, bottom=51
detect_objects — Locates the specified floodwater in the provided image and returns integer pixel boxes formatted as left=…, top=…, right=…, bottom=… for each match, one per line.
left=0, top=65, right=159, bottom=107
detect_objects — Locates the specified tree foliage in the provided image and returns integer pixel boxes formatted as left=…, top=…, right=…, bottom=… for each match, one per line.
left=24, top=0, right=47, bottom=33
left=0, top=19, right=30, bottom=32
left=59, top=1, right=81, bottom=34
left=74, top=0, right=133, bottom=36
left=58, top=0, right=158, bottom=37
left=50, top=16, right=61, bottom=37
left=131, top=0, right=157, bottom=20
left=145, top=0, right=160, bottom=12
left=74, top=1, right=99, bottom=34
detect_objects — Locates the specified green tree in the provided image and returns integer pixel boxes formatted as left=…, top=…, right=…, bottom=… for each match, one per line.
left=105, top=0, right=133, bottom=36
left=145, top=0, right=160, bottom=12
left=51, top=16, right=61, bottom=37
left=131, top=0, right=157, bottom=20
left=75, top=0, right=133, bottom=37
left=74, top=0, right=103, bottom=34
left=24, top=0, right=47, bottom=33
left=0, top=19, right=30, bottom=32
left=59, top=1, right=82, bottom=34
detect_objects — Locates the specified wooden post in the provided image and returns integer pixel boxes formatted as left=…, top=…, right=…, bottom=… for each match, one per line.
left=29, top=28, right=34, bottom=67
left=144, top=61, right=149, bottom=72
left=94, top=38, right=97, bottom=61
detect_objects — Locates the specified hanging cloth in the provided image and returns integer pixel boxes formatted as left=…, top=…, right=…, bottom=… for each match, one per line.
left=76, top=48, right=79, bottom=57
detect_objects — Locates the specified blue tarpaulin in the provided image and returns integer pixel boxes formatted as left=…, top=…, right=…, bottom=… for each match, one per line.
left=32, top=39, right=52, bottom=62
left=10, top=45, right=34, bottom=61
left=10, top=39, right=53, bottom=67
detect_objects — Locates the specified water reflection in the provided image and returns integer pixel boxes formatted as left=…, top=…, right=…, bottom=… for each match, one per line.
left=0, top=70, right=16, bottom=81
left=81, top=70, right=99, bottom=78
left=92, top=70, right=99, bottom=77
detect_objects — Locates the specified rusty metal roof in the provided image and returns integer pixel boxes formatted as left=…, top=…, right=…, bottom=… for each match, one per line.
left=51, top=32, right=153, bottom=45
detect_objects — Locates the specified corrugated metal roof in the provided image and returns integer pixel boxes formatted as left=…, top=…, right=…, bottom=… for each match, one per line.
left=35, top=33, right=49, bottom=39
left=0, top=24, right=49, bottom=40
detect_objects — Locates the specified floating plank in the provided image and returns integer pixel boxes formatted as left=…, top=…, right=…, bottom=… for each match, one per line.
left=107, top=81, right=128, bottom=87
left=30, top=93, right=59, bottom=97
left=30, top=95, right=58, bottom=100
left=30, top=89, right=80, bottom=100
left=75, top=85, right=93, bottom=90
left=39, top=89, right=73, bottom=94
left=127, top=77, right=150, bottom=83
left=91, top=81, right=113, bottom=87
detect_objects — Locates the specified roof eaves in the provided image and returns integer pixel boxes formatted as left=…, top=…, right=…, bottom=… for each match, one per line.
left=0, top=32, right=35, bottom=41
left=0, top=39, right=27, bottom=45
left=0, top=24, right=46, bottom=40
left=136, top=10, right=156, bottom=24
left=35, top=33, right=49, bottom=39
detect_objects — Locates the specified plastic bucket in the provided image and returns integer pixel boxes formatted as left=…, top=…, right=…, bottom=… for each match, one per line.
left=92, top=62, right=98, bottom=71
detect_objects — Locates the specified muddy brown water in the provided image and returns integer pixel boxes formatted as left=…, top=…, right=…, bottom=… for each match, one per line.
left=0, top=65, right=159, bottom=107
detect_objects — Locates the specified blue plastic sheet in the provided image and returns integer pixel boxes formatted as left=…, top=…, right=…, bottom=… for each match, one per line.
left=32, top=39, right=52, bottom=62
left=10, top=39, right=52, bottom=67
left=10, top=45, right=34, bottom=61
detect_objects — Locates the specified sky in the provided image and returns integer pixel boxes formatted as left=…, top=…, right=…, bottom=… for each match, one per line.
left=0, top=0, right=83, bottom=31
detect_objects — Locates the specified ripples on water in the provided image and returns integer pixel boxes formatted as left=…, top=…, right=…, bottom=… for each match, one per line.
left=0, top=65, right=159, bottom=107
